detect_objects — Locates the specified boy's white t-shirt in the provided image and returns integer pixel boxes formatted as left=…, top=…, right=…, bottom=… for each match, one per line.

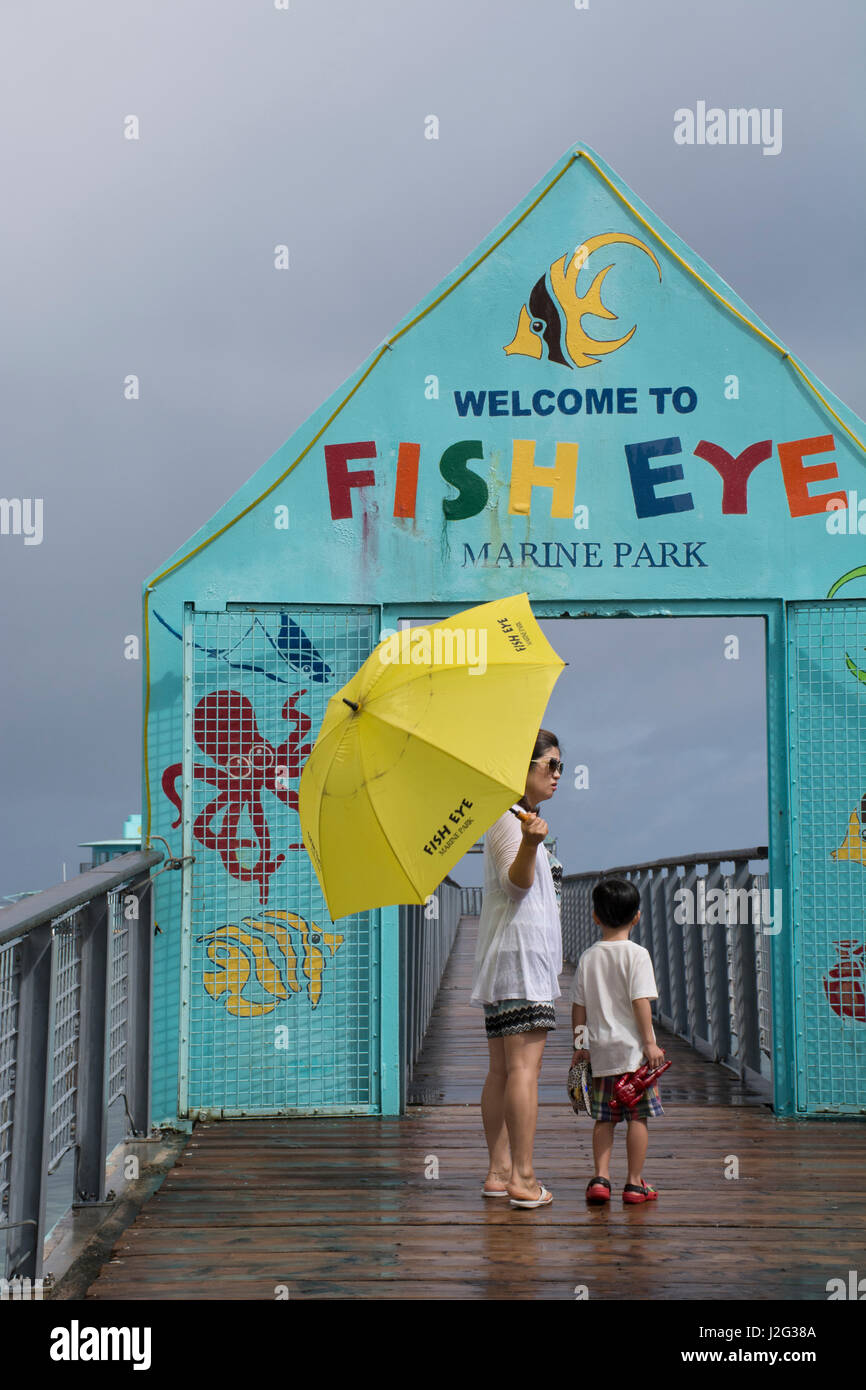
left=571, top=938, right=658, bottom=1077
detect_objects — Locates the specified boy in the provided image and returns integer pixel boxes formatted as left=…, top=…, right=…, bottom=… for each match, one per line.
left=571, top=877, right=666, bottom=1204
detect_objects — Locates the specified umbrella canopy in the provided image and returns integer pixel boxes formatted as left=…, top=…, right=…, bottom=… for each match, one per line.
left=298, top=592, right=566, bottom=919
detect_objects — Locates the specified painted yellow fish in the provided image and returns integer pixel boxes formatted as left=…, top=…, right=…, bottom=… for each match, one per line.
left=831, top=799, right=866, bottom=864
left=198, top=910, right=344, bottom=1016
left=504, top=232, right=661, bottom=369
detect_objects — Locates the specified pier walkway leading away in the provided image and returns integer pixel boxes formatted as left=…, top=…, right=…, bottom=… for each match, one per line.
left=82, top=917, right=866, bottom=1301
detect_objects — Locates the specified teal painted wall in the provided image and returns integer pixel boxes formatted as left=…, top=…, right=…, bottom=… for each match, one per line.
left=143, top=142, right=866, bottom=1122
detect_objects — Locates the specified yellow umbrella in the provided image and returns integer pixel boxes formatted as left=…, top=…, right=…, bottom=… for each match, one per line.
left=297, top=592, right=566, bottom=919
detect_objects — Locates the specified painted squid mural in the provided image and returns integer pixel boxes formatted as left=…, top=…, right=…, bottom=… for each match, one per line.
left=161, top=687, right=312, bottom=906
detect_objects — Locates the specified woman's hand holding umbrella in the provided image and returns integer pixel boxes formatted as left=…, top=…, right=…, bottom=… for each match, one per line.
left=507, top=807, right=549, bottom=890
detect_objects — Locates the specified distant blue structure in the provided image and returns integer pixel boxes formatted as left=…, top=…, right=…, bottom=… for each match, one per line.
left=79, top=813, right=142, bottom=871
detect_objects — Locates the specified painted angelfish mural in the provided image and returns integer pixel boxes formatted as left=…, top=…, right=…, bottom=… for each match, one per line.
left=503, top=232, right=661, bottom=369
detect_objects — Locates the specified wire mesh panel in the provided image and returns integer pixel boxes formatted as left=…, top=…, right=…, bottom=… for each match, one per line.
left=107, top=886, right=130, bottom=1106
left=0, top=940, right=19, bottom=1224
left=752, top=872, right=773, bottom=1072
left=48, top=911, right=82, bottom=1171
left=788, top=602, right=866, bottom=1113
left=181, top=605, right=381, bottom=1115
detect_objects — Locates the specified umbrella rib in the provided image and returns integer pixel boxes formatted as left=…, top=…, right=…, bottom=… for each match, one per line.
left=355, top=711, right=430, bottom=905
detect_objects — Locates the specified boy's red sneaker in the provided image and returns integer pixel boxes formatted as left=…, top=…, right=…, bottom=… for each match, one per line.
left=622, top=1179, right=658, bottom=1203
left=586, top=1176, right=611, bottom=1203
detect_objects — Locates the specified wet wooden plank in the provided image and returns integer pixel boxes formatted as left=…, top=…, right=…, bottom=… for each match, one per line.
left=81, top=1281, right=828, bottom=1301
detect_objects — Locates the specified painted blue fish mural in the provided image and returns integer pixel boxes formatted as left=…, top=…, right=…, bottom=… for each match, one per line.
left=152, top=610, right=333, bottom=684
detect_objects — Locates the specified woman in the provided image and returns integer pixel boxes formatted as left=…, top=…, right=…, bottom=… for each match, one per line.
left=470, top=728, right=563, bottom=1208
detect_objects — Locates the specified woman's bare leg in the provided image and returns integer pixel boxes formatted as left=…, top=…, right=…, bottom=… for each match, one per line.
left=481, top=1037, right=511, bottom=1189
left=503, top=1030, right=549, bottom=1201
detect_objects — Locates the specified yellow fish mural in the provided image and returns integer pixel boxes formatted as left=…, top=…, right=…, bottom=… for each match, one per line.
left=198, top=910, right=344, bottom=1016
left=832, top=796, right=866, bottom=864
left=504, top=232, right=661, bottom=369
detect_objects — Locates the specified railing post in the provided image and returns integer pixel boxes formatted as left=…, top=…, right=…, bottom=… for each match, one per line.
left=126, top=879, right=153, bottom=1137
left=666, top=868, right=688, bottom=1033
left=74, top=896, right=110, bottom=1203
left=682, top=863, right=710, bottom=1048
left=730, top=858, right=762, bottom=1077
left=398, top=906, right=407, bottom=1110
left=652, top=870, right=673, bottom=1027
left=579, top=878, right=592, bottom=956
left=640, top=869, right=658, bottom=1021
left=630, top=871, right=644, bottom=949
left=705, top=862, right=731, bottom=1062
left=6, top=923, right=53, bottom=1281
left=407, top=907, right=417, bottom=1079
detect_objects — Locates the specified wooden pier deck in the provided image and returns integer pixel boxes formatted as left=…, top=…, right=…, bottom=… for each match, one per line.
left=85, top=917, right=866, bottom=1301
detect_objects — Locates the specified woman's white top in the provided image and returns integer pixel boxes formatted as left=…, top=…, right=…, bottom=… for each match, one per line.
left=470, top=804, right=563, bottom=1006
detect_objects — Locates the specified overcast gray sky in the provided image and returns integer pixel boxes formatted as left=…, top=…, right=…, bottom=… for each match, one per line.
left=452, top=615, right=768, bottom=887
left=0, top=1, right=862, bottom=895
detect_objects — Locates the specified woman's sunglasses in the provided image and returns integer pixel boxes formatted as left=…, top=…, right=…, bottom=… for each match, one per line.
left=531, top=757, right=564, bottom=775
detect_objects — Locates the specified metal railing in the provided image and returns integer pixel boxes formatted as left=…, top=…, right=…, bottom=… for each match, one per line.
left=460, top=886, right=483, bottom=916
left=399, top=876, right=463, bottom=1105
left=561, top=848, right=772, bottom=1092
left=0, top=850, right=162, bottom=1281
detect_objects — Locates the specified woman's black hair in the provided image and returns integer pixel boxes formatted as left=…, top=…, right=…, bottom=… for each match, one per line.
left=592, top=877, right=640, bottom=929
left=518, top=728, right=561, bottom=812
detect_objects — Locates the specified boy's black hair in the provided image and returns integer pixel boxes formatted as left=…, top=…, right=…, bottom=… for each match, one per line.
left=592, top=876, right=640, bottom=929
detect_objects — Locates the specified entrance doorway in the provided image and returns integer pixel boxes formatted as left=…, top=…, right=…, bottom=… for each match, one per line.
left=392, top=599, right=787, bottom=1111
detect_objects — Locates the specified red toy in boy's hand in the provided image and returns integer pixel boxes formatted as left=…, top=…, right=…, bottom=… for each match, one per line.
left=609, top=1059, right=672, bottom=1111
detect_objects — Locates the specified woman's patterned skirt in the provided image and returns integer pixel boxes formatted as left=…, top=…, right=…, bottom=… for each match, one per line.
left=483, top=997, right=556, bottom=1038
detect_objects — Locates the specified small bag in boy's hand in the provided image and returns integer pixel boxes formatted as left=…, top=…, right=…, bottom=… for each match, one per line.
left=609, top=1059, right=672, bottom=1112
left=566, top=1060, right=593, bottom=1117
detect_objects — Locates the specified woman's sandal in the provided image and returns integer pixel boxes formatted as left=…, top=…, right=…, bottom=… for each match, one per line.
left=623, top=1179, right=658, bottom=1203
left=509, top=1183, right=553, bottom=1208
left=585, top=1176, right=611, bottom=1203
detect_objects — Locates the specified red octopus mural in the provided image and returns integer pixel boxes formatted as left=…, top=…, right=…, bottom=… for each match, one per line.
left=162, top=688, right=312, bottom=905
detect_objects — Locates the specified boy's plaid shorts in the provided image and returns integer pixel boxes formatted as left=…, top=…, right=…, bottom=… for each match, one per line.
left=590, top=1071, right=664, bottom=1122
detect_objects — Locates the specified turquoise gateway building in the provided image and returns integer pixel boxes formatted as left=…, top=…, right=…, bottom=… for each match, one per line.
left=142, top=142, right=866, bottom=1125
